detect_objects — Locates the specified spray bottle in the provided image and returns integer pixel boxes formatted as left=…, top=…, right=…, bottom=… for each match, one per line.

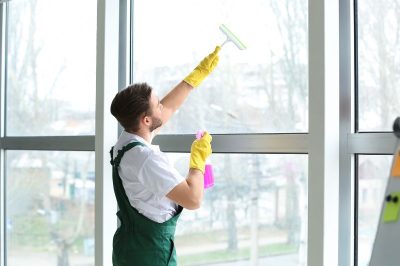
left=196, top=130, right=214, bottom=189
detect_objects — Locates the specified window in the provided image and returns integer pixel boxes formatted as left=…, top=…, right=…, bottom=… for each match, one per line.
left=356, top=155, right=391, bottom=266
left=0, top=0, right=366, bottom=265
left=357, top=0, right=400, bottom=132
left=3, top=0, right=97, bottom=265
left=6, top=0, right=97, bottom=136
left=6, top=151, right=95, bottom=265
left=354, top=0, right=400, bottom=265
left=132, top=0, right=308, bottom=134
left=131, top=1, right=309, bottom=265
left=168, top=153, right=308, bottom=265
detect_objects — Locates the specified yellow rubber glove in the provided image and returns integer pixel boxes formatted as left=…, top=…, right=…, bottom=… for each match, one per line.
left=189, top=132, right=213, bottom=173
left=184, top=46, right=221, bottom=88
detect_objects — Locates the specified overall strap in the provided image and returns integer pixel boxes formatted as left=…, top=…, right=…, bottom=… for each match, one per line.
left=110, top=142, right=145, bottom=168
left=110, top=142, right=145, bottom=227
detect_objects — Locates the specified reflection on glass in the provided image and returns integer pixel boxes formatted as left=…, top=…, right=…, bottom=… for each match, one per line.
left=358, top=0, right=400, bottom=131
left=133, top=0, right=308, bottom=133
left=167, top=153, right=308, bottom=266
left=6, top=151, right=95, bottom=266
left=6, top=0, right=96, bottom=136
left=357, top=155, right=391, bottom=266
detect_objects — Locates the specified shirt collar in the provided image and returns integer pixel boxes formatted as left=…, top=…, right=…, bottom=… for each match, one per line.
left=120, top=131, right=160, bottom=151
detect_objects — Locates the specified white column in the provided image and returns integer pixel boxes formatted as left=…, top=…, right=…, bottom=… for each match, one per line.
left=95, top=0, right=120, bottom=265
left=308, top=0, right=340, bottom=265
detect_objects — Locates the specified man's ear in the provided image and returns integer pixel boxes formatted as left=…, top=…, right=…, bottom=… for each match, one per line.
left=142, top=115, right=151, bottom=125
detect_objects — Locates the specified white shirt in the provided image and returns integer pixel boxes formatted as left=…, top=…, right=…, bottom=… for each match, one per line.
left=113, top=131, right=185, bottom=223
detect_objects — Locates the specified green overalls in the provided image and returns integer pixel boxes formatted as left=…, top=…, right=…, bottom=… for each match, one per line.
left=110, top=142, right=183, bottom=266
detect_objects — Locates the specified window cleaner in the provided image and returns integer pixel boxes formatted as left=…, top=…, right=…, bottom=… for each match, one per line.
left=196, top=130, right=214, bottom=189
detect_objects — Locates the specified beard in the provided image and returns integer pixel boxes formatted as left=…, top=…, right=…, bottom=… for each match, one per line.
left=149, top=116, right=163, bottom=132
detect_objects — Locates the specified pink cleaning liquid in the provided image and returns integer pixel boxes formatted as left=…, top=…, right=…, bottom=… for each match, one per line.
left=203, top=164, right=214, bottom=188
left=196, top=130, right=214, bottom=189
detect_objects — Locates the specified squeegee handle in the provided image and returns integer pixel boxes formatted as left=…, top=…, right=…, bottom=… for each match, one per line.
left=221, top=39, right=229, bottom=48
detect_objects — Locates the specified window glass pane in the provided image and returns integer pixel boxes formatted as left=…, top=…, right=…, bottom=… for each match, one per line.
left=357, top=155, right=391, bottom=266
left=6, top=0, right=96, bottom=136
left=6, top=151, right=95, bottom=266
left=357, top=0, right=400, bottom=131
left=167, top=153, right=308, bottom=266
left=133, top=0, right=308, bottom=134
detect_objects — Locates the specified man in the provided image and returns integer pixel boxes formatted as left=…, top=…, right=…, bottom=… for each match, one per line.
left=109, top=46, right=220, bottom=265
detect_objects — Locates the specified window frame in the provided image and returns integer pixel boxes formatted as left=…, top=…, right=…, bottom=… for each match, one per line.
left=0, top=1, right=100, bottom=266
left=0, top=0, right=397, bottom=266
left=133, top=0, right=341, bottom=266
left=346, top=0, right=399, bottom=265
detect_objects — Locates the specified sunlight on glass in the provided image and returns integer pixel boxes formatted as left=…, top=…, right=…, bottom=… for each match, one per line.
left=133, top=0, right=308, bottom=133
left=6, top=0, right=96, bottom=136
left=357, top=155, right=391, bottom=266
left=358, top=0, right=400, bottom=131
left=166, top=153, right=308, bottom=266
left=6, top=151, right=95, bottom=266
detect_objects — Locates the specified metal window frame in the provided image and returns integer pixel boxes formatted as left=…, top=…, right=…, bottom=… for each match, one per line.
left=0, top=0, right=99, bottom=262
left=350, top=0, right=400, bottom=265
left=153, top=133, right=308, bottom=154
left=340, top=0, right=355, bottom=265
left=0, top=3, right=6, bottom=266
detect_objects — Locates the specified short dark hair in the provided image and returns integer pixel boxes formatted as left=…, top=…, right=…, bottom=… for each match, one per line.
left=110, top=83, right=153, bottom=132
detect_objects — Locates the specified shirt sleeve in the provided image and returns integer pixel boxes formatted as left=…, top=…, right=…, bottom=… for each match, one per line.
left=138, top=150, right=185, bottom=199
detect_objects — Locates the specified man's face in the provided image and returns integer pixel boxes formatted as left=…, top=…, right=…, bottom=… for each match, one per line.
left=148, top=92, right=163, bottom=132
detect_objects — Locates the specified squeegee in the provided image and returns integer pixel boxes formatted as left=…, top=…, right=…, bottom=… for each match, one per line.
left=219, top=24, right=246, bottom=50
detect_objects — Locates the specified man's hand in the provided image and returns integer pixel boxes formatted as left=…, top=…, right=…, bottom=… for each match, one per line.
left=189, top=132, right=212, bottom=173
left=183, top=46, right=221, bottom=88
left=166, top=133, right=212, bottom=209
